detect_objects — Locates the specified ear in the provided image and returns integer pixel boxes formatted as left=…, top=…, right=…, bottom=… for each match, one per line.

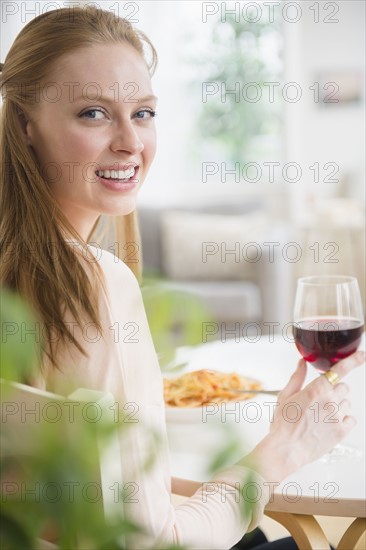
left=16, top=107, right=32, bottom=146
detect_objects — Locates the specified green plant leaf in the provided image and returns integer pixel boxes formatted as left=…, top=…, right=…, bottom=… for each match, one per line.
left=0, top=288, right=39, bottom=382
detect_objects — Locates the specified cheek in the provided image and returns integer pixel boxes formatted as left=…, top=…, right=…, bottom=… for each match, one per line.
left=30, top=132, right=100, bottom=190
left=58, top=129, right=104, bottom=162
left=36, top=127, right=107, bottom=171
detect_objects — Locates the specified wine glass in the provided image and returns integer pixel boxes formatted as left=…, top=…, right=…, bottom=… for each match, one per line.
left=293, top=275, right=364, bottom=460
left=293, top=275, right=364, bottom=371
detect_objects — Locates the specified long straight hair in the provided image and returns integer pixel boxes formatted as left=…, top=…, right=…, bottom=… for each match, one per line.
left=0, top=7, right=157, bottom=370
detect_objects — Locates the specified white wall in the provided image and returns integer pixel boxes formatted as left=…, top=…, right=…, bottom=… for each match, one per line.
left=137, top=1, right=285, bottom=208
left=139, top=1, right=365, bottom=214
left=284, top=0, right=365, bottom=221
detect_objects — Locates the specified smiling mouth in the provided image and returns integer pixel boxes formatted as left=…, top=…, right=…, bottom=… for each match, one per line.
left=95, top=166, right=138, bottom=181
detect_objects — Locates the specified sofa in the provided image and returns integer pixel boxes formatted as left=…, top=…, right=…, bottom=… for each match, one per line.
left=137, top=200, right=294, bottom=338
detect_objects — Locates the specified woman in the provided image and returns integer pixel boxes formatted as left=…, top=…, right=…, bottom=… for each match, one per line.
left=1, top=7, right=364, bottom=549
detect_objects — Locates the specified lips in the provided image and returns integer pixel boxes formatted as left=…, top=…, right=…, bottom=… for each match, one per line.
left=95, top=165, right=139, bottom=192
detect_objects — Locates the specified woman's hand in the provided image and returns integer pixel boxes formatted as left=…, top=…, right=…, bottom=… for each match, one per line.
left=241, top=350, right=365, bottom=483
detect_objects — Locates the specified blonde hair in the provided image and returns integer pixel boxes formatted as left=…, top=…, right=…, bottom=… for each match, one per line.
left=0, top=7, right=157, bottom=370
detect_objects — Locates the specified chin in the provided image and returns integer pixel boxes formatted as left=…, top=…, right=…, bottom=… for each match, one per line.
left=107, top=196, right=138, bottom=217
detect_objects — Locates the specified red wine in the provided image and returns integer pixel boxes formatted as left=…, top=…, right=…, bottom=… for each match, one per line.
left=293, top=318, right=364, bottom=372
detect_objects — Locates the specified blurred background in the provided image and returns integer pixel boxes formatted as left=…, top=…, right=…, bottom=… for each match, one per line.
left=1, top=6, right=364, bottom=545
left=2, top=0, right=365, bottom=353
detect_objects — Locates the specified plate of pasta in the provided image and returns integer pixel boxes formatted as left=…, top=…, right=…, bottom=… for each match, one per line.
left=163, top=368, right=263, bottom=423
left=164, top=369, right=262, bottom=407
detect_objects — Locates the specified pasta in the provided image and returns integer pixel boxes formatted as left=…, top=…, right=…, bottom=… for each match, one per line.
left=163, top=369, right=262, bottom=407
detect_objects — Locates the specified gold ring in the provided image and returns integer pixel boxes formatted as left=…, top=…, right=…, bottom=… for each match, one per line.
left=323, top=370, right=340, bottom=386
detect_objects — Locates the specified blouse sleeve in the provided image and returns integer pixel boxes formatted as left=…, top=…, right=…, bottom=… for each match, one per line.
left=44, top=246, right=270, bottom=550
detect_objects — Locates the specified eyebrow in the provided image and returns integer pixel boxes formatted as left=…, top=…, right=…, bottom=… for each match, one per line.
left=74, top=94, right=158, bottom=104
left=137, top=94, right=158, bottom=103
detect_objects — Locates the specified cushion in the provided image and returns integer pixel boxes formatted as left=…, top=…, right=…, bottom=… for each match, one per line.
left=161, top=211, right=268, bottom=281
left=158, top=280, right=262, bottom=322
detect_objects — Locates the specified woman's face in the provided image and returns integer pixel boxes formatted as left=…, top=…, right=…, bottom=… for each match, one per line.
left=25, top=43, right=157, bottom=239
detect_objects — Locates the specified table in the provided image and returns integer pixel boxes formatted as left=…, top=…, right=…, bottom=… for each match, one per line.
left=167, top=335, right=366, bottom=550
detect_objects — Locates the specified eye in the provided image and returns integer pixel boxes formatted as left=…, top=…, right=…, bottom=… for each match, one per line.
left=79, top=108, right=106, bottom=120
left=133, top=108, right=157, bottom=120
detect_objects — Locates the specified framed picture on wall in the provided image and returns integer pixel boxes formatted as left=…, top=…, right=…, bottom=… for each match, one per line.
left=315, top=70, right=363, bottom=105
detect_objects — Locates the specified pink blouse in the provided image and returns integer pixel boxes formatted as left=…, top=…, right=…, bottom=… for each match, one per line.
left=43, top=246, right=270, bottom=549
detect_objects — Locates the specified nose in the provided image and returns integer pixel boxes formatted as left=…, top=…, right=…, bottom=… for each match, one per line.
left=110, top=119, right=144, bottom=155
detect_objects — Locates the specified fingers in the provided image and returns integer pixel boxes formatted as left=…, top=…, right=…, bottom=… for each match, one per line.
left=337, top=398, right=351, bottom=419
left=332, top=381, right=350, bottom=397
left=319, top=351, right=365, bottom=392
left=279, top=359, right=307, bottom=401
left=341, top=415, right=357, bottom=430
left=330, top=350, right=366, bottom=381
left=335, top=415, right=357, bottom=443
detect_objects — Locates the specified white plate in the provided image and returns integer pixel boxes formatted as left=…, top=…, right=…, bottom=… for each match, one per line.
left=165, top=392, right=276, bottom=424
left=163, top=348, right=278, bottom=425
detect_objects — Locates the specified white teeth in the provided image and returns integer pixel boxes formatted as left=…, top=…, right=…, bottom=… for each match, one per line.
left=96, top=167, right=136, bottom=180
